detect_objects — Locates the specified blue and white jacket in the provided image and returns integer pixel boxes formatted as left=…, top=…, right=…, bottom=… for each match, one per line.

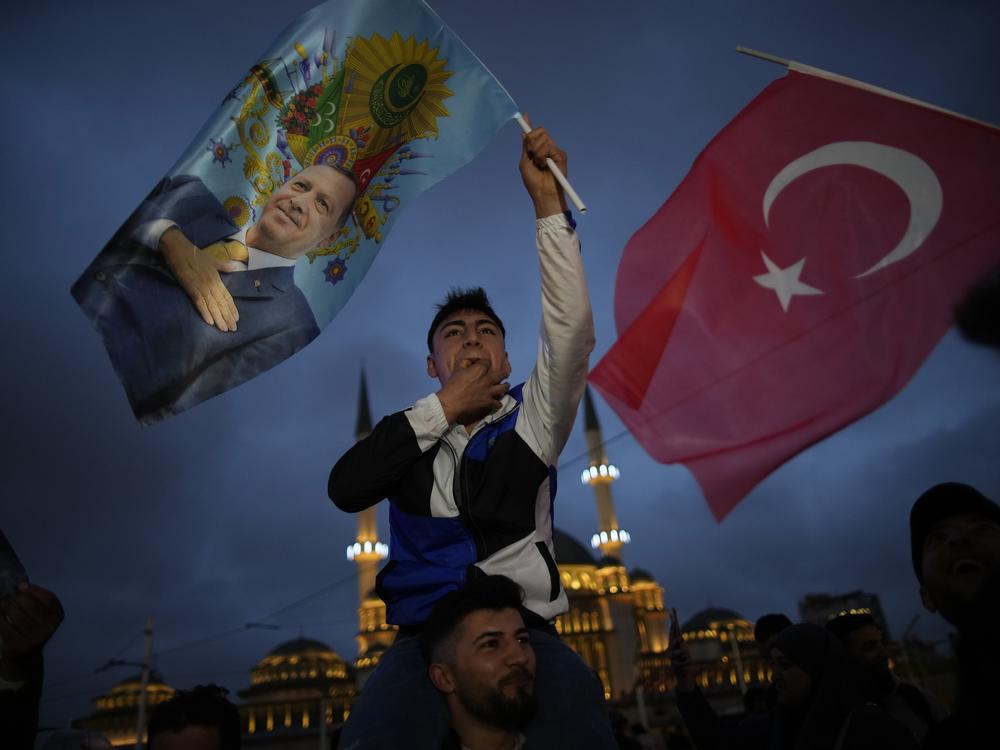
left=328, top=214, right=595, bottom=626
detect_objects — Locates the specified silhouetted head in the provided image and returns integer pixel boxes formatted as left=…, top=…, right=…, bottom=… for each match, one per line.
left=148, top=684, right=241, bottom=750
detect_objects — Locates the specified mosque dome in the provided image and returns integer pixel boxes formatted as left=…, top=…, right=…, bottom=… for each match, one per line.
left=244, top=636, right=352, bottom=695
left=553, top=528, right=595, bottom=566
left=629, top=567, right=655, bottom=583
left=93, top=672, right=174, bottom=713
left=682, top=607, right=747, bottom=632
left=597, top=555, right=624, bottom=568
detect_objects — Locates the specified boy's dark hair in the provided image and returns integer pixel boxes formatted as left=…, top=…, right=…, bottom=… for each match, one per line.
left=754, top=613, right=793, bottom=644
left=825, top=612, right=879, bottom=643
left=421, top=575, right=525, bottom=664
left=427, top=287, right=506, bottom=353
left=147, top=684, right=241, bottom=750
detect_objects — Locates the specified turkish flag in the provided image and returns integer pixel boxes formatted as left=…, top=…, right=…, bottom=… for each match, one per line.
left=589, top=66, right=1000, bottom=521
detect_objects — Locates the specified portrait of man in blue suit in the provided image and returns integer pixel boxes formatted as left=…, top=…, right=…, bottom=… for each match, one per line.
left=72, top=164, right=358, bottom=423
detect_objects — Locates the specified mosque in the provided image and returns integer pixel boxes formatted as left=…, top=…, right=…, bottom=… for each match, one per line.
left=74, top=380, right=769, bottom=745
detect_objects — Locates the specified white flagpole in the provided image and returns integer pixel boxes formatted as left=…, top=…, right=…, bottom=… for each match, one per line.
left=736, top=46, right=1000, bottom=132
left=514, top=114, right=588, bottom=214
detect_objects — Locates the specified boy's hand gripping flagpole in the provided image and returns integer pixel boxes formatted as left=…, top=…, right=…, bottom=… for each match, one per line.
left=514, top=113, right=587, bottom=214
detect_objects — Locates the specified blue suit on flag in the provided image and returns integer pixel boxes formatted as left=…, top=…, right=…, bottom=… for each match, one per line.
left=71, top=176, right=319, bottom=423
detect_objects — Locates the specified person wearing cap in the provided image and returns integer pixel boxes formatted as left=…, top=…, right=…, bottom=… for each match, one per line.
left=909, top=481, right=1000, bottom=749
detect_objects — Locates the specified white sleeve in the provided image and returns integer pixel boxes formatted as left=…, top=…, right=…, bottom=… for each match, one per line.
left=132, top=218, right=178, bottom=250
left=518, top=213, right=595, bottom=465
left=404, top=393, right=452, bottom=452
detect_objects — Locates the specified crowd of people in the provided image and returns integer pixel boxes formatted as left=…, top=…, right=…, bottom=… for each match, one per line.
left=2, top=121, right=997, bottom=750
left=662, top=480, right=998, bottom=750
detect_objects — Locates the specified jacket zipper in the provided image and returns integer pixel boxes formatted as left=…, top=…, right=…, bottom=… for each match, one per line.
left=440, top=439, right=485, bottom=558
left=443, top=398, right=522, bottom=562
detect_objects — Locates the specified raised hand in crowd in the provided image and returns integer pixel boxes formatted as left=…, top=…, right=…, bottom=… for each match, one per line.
left=0, top=583, right=64, bottom=681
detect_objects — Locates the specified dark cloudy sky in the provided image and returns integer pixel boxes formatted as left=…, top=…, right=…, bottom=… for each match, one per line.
left=2, top=0, right=998, bottom=729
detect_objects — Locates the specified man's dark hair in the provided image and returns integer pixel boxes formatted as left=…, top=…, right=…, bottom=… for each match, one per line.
left=825, top=612, right=879, bottom=643
left=147, top=684, right=241, bottom=750
left=754, top=613, right=793, bottom=643
left=421, top=575, right=524, bottom=664
left=426, top=287, right=506, bottom=353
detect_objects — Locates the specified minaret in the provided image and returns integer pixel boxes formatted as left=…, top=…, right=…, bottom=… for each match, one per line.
left=580, top=387, right=631, bottom=560
left=347, top=369, right=394, bottom=683
left=346, top=369, right=389, bottom=601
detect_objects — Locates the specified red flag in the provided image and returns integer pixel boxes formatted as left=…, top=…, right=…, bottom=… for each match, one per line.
left=589, top=66, right=1000, bottom=521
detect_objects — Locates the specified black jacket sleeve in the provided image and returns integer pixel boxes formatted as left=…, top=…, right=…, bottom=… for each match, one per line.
left=328, top=411, right=425, bottom=512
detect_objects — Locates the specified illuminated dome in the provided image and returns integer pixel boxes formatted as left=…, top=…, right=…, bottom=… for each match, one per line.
left=553, top=528, right=595, bottom=566
left=682, top=608, right=747, bottom=633
left=244, top=637, right=351, bottom=695
left=94, top=672, right=174, bottom=712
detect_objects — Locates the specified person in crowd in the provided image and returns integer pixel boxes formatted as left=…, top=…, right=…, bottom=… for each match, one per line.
left=910, top=481, right=1000, bottom=748
left=824, top=612, right=942, bottom=744
left=766, top=624, right=917, bottom=750
left=753, top=613, right=792, bottom=709
left=147, top=684, right=241, bottom=750
left=754, top=613, right=793, bottom=664
left=329, top=122, right=612, bottom=748
left=422, top=575, right=536, bottom=750
left=0, top=582, right=64, bottom=750
left=669, top=623, right=917, bottom=749
left=669, top=622, right=771, bottom=750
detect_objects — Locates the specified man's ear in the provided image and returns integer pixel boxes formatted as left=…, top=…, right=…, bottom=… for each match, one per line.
left=427, top=354, right=438, bottom=379
left=919, top=585, right=938, bottom=613
left=428, top=662, right=455, bottom=694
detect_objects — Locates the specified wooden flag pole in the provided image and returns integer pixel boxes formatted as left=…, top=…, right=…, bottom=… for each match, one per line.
left=735, top=46, right=1000, bottom=131
left=514, top=114, right=587, bottom=214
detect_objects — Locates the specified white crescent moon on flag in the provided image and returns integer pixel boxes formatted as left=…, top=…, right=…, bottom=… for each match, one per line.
left=762, top=142, right=943, bottom=278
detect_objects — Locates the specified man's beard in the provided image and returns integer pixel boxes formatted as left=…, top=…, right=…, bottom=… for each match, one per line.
left=455, top=667, right=537, bottom=731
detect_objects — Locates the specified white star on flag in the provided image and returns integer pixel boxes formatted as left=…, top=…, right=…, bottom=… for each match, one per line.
left=753, top=251, right=823, bottom=312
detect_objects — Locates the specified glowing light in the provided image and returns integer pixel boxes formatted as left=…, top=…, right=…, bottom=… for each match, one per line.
left=590, top=528, right=632, bottom=548
left=581, top=463, right=621, bottom=484
left=347, top=541, right=389, bottom=560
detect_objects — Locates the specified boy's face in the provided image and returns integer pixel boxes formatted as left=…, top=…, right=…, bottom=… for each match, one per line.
left=427, top=309, right=509, bottom=386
